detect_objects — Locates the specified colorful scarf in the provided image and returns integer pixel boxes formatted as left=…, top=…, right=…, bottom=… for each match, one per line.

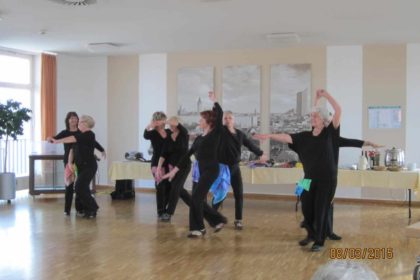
left=192, top=161, right=231, bottom=205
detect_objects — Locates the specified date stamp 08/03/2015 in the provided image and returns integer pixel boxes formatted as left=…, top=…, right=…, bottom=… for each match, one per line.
left=329, top=248, right=394, bottom=260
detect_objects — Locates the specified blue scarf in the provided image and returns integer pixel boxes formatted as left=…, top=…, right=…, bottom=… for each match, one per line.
left=192, top=161, right=231, bottom=205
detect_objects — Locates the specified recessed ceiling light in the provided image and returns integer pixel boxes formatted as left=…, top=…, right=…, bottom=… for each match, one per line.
left=265, top=32, right=301, bottom=43
left=87, top=42, right=120, bottom=52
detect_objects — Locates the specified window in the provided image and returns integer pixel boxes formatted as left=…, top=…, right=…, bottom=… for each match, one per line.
left=0, top=52, right=33, bottom=176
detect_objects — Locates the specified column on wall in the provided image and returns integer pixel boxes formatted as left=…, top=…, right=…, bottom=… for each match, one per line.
left=406, top=44, right=420, bottom=167
left=138, top=54, right=167, bottom=160
left=327, top=46, right=363, bottom=199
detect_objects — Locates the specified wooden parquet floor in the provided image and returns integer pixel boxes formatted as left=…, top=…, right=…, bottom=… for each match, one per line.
left=0, top=190, right=419, bottom=280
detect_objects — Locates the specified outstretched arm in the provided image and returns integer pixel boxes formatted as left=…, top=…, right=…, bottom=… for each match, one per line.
left=362, top=140, right=384, bottom=149
left=339, top=137, right=364, bottom=148
left=339, top=137, right=383, bottom=149
left=253, top=133, right=292, bottom=144
left=52, top=136, right=77, bottom=144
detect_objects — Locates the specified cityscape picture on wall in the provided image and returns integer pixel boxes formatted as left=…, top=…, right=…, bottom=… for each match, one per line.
left=223, top=65, right=261, bottom=161
left=270, top=64, right=312, bottom=162
left=177, top=66, right=215, bottom=139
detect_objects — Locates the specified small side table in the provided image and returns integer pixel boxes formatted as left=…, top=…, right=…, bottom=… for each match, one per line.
left=29, top=154, right=96, bottom=195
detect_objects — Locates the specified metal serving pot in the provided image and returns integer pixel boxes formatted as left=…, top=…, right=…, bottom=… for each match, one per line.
left=384, top=147, right=405, bottom=168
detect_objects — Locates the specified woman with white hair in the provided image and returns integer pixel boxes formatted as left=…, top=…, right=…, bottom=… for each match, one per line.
left=300, top=136, right=382, bottom=242
left=254, top=89, right=341, bottom=252
left=51, top=115, right=101, bottom=218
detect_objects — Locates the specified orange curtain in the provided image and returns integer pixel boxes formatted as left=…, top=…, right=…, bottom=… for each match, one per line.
left=40, top=53, right=57, bottom=139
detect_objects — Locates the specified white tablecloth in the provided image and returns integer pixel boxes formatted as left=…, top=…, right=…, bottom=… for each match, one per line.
left=109, top=161, right=420, bottom=190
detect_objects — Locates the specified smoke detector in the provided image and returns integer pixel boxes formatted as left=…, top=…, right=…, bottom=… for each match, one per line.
left=48, top=0, right=97, bottom=6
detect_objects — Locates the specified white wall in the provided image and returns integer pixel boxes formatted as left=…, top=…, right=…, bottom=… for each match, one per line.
left=56, top=54, right=108, bottom=184
left=107, top=56, right=139, bottom=180
left=53, top=47, right=420, bottom=201
left=138, top=54, right=167, bottom=158
left=326, top=46, right=364, bottom=199
left=138, top=54, right=167, bottom=188
left=327, top=46, right=363, bottom=167
left=406, top=44, right=420, bottom=168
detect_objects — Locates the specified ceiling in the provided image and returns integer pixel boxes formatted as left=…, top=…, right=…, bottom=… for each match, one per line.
left=0, top=0, right=420, bottom=55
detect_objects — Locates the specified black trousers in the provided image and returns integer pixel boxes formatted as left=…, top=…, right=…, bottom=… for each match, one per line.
left=301, top=180, right=335, bottom=246
left=213, top=163, right=243, bottom=220
left=166, top=163, right=191, bottom=215
left=64, top=182, right=83, bottom=213
left=327, top=182, right=340, bottom=235
left=327, top=203, right=335, bottom=235
left=74, top=164, right=99, bottom=214
left=153, top=166, right=171, bottom=216
left=190, top=161, right=226, bottom=231
left=302, top=196, right=337, bottom=236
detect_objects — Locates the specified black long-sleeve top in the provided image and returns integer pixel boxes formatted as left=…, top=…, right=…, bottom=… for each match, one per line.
left=54, top=129, right=105, bottom=164
left=334, top=136, right=364, bottom=164
left=218, top=127, right=263, bottom=165
left=161, top=123, right=189, bottom=167
left=73, top=130, right=97, bottom=168
left=143, top=128, right=172, bottom=167
left=176, top=102, right=223, bottom=169
left=339, top=137, right=364, bottom=148
left=289, top=123, right=340, bottom=182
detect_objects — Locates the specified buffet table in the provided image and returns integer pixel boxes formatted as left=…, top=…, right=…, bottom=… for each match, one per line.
left=109, top=161, right=420, bottom=217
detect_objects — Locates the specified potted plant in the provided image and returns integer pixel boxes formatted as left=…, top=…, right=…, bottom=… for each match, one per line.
left=0, top=100, right=31, bottom=203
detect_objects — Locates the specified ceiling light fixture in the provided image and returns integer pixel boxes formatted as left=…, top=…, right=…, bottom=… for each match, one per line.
left=265, top=32, right=301, bottom=43
left=87, top=42, right=120, bottom=53
left=47, top=0, right=97, bottom=6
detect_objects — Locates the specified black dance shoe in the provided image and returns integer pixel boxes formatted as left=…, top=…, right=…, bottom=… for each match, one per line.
left=298, top=237, right=313, bottom=246
left=84, top=212, right=97, bottom=219
left=310, top=243, right=323, bottom=252
left=76, top=211, right=85, bottom=217
left=328, top=233, right=342, bottom=240
left=160, top=213, right=171, bottom=222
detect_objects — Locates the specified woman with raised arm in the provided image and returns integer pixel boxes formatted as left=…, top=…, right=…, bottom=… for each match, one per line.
left=299, top=137, right=383, bottom=240
left=214, top=110, right=268, bottom=229
left=254, top=89, right=341, bottom=252
left=163, top=91, right=227, bottom=238
left=143, top=111, right=172, bottom=220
